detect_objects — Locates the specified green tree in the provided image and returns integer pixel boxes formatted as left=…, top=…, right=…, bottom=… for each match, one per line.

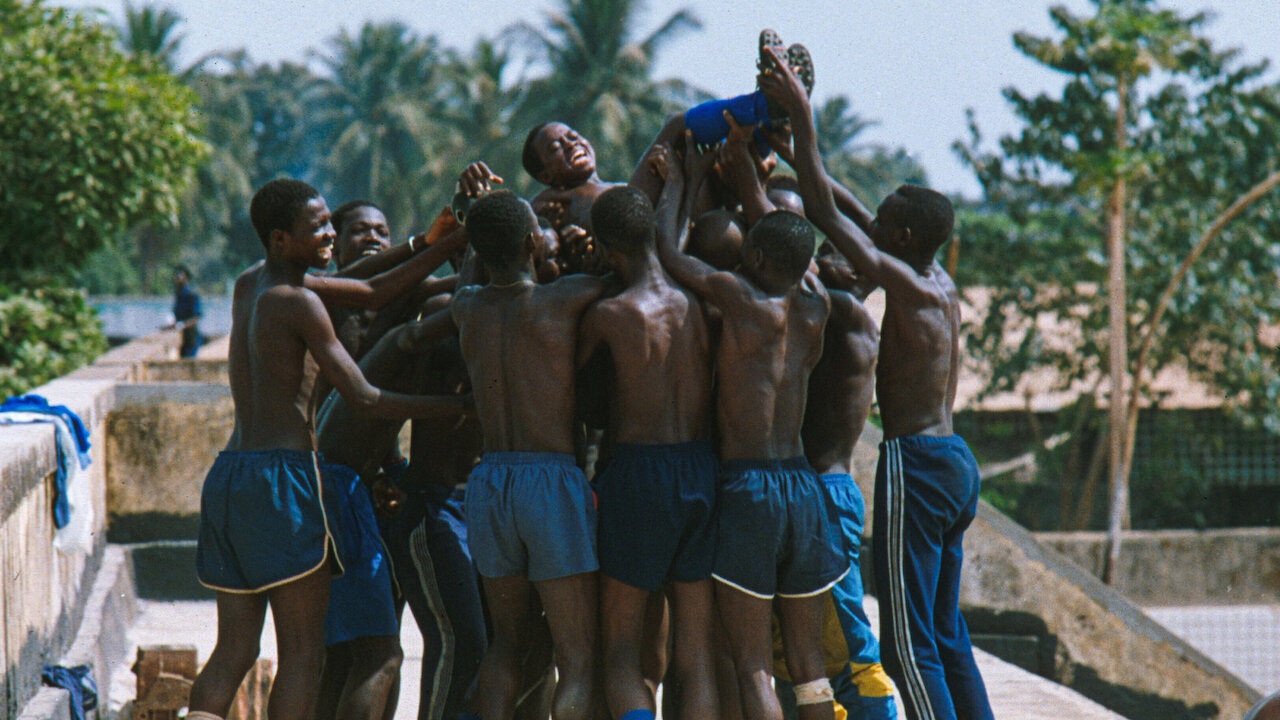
left=117, top=0, right=184, bottom=71
left=511, top=0, right=706, bottom=182
left=0, top=0, right=208, bottom=285
left=310, top=22, right=448, bottom=234
left=955, top=1, right=1280, bottom=539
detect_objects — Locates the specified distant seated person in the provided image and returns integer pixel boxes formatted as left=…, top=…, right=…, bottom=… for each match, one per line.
left=164, top=264, right=203, bottom=358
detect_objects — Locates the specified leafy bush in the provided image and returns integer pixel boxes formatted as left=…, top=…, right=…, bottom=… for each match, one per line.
left=0, top=285, right=108, bottom=397
left=0, top=0, right=207, bottom=286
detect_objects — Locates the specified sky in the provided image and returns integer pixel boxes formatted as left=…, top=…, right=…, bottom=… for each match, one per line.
left=57, top=0, right=1280, bottom=198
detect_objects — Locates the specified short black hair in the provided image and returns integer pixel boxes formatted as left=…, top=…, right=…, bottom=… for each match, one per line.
left=249, top=178, right=321, bottom=249
left=893, top=184, right=955, bottom=261
left=590, top=186, right=655, bottom=257
left=467, top=190, right=533, bottom=270
left=173, top=264, right=192, bottom=278
left=332, top=199, right=382, bottom=235
left=522, top=122, right=553, bottom=181
left=745, top=210, right=815, bottom=282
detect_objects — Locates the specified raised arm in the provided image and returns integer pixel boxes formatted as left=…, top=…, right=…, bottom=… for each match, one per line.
left=718, top=111, right=775, bottom=227
left=758, top=48, right=919, bottom=295
left=295, top=291, right=467, bottom=419
left=649, top=141, right=726, bottom=300
left=306, top=225, right=466, bottom=310
left=760, top=123, right=874, bottom=233
left=333, top=206, right=461, bottom=279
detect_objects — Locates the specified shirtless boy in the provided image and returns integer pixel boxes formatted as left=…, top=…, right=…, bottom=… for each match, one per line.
left=717, top=113, right=898, bottom=720
left=450, top=190, right=606, bottom=720
left=186, top=178, right=468, bottom=720
left=651, top=139, right=846, bottom=720
left=577, top=185, right=718, bottom=720
left=760, top=48, right=993, bottom=720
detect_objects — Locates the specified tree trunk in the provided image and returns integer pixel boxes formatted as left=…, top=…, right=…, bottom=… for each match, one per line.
left=1117, top=167, right=1280, bottom=487
left=1104, top=78, right=1130, bottom=585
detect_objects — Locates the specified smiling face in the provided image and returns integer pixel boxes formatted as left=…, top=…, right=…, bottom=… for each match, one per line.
left=278, top=196, right=336, bottom=269
left=335, top=205, right=390, bottom=269
left=534, top=122, right=597, bottom=187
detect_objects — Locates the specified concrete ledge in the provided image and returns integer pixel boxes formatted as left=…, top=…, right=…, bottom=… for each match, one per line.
left=1037, top=528, right=1280, bottom=605
left=123, top=541, right=211, bottom=601
left=0, top=425, right=56, bottom=524
left=15, top=687, right=71, bottom=720
left=963, top=503, right=1259, bottom=719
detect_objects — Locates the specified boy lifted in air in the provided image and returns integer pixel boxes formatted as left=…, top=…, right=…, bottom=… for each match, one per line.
left=760, top=46, right=994, bottom=720
left=186, top=178, right=468, bottom=720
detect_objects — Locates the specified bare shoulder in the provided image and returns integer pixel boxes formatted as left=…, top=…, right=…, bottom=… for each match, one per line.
left=548, top=272, right=606, bottom=301
left=828, top=288, right=878, bottom=337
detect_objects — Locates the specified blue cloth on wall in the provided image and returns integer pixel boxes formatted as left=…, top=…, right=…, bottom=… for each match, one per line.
left=0, top=394, right=92, bottom=532
left=1, top=394, right=91, bottom=465
left=41, top=664, right=98, bottom=720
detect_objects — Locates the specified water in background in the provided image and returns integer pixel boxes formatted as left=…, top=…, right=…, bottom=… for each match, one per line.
left=92, top=295, right=232, bottom=341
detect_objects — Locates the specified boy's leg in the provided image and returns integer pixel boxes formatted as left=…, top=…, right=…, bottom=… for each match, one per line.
left=716, top=583, right=783, bottom=720
left=777, top=592, right=835, bottom=720
left=534, top=571, right=599, bottom=720
left=266, top=566, right=333, bottom=720
left=396, top=488, right=488, bottom=720
left=872, top=442, right=955, bottom=720
left=933, top=522, right=993, bottom=720
left=317, top=642, right=352, bottom=720
left=333, top=635, right=404, bottom=720
left=668, top=579, right=720, bottom=720
left=188, top=591, right=269, bottom=717
left=476, top=574, right=535, bottom=720
left=601, top=577, right=655, bottom=716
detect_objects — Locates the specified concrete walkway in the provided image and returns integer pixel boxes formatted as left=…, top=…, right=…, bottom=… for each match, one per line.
left=106, top=597, right=1125, bottom=720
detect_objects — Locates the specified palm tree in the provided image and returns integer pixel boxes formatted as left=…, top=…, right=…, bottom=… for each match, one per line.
left=310, top=22, right=448, bottom=232
left=510, top=0, right=707, bottom=181
left=117, top=1, right=185, bottom=71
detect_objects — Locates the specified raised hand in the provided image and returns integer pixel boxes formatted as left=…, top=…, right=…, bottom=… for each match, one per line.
left=681, top=132, right=718, bottom=187
left=457, top=161, right=503, bottom=197
left=644, top=142, right=676, bottom=182
left=757, top=46, right=811, bottom=120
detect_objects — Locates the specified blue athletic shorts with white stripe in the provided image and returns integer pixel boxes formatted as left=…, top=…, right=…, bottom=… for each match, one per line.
left=872, top=435, right=993, bottom=720
left=713, top=457, right=849, bottom=599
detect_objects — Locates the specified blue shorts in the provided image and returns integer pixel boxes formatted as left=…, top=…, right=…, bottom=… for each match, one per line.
left=321, top=463, right=399, bottom=646
left=597, top=441, right=717, bottom=591
left=466, top=453, right=598, bottom=581
left=196, top=449, right=346, bottom=593
left=713, top=457, right=849, bottom=599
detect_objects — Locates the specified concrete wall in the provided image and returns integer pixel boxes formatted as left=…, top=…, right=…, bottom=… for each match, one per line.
left=1037, top=528, right=1280, bottom=605
left=1, top=331, right=223, bottom=718
left=851, top=425, right=1258, bottom=720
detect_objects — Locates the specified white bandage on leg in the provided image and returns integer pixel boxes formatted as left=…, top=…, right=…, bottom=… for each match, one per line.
left=794, top=677, right=835, bottom=705
left=185, top=712, right=225, bottom=720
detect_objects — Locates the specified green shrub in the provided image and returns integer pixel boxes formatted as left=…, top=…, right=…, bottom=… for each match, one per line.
left=0, top=285, right=107, bottom=397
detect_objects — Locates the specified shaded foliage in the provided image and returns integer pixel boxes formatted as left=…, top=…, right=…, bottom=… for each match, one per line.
left=954, top=0, right=1280, bottom=528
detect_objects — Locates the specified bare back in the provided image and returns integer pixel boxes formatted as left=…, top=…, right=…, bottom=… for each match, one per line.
left=453, top=276, right=603, bottom=454
left=803, top=290, right=879, bottom=475
left=715, top=275, right=829, bottom=460
left=583, top=272, right=712, bottom=444
left=876, top=261, right=961, bottom=439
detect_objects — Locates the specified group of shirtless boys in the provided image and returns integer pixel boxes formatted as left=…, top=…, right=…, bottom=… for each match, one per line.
left=182, top=31, right=994, bottom=720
